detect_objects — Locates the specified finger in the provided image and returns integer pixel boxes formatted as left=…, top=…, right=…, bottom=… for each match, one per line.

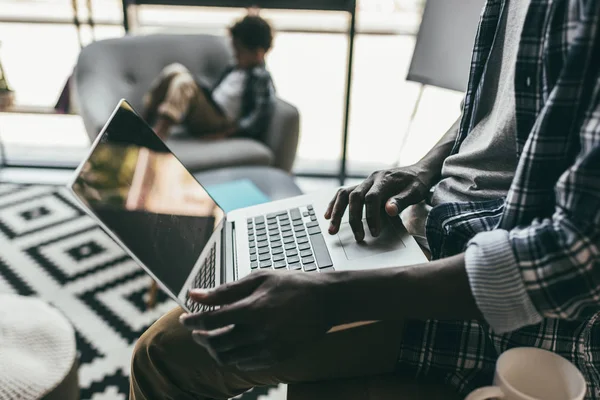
left=206, top=326, right=265, bottom=353
left=188, top=274, right=262, bottom=306
left=348, top=181, right=372, bottom=242
left=364, top=184, right=384, bottom=237
left=324, top=192, right=338, bottom=220
left=328, top=189, right=351, bottom=234
left=181, top=297, right=254, bottom=330
left=235, top=360, right=274, bottom=371
left=219, top=344, right=272, bottom=367
left=385, top=197, right=400, bottom=216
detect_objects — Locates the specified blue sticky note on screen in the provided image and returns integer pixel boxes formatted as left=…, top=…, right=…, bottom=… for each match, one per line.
left=205, top=179, right=270, bottom=213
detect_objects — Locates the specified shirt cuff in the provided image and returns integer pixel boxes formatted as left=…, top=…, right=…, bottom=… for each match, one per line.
left=465, top=229, right=543, bottom=334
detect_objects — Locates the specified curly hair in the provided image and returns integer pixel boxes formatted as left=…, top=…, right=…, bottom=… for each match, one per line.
left=229, top=15, right=273, bottom=52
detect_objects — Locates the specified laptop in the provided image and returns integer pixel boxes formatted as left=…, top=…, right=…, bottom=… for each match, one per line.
left=68, top=100, right=428, bottom=314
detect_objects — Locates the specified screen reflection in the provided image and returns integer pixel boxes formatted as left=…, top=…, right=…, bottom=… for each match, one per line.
left=72, top=102, right=224, bottom=294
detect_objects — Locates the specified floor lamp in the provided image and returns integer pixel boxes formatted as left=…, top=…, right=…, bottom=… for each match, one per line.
left=396, top=0, right=485, bottom=165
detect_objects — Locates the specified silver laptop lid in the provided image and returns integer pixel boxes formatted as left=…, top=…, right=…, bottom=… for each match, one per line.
left=69, top=100, right=225, bottom=297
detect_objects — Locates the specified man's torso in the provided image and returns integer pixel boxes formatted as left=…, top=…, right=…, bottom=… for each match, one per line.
left=399, top=0, right=600, bottom=398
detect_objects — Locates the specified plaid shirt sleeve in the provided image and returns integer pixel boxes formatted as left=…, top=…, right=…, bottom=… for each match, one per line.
left=237, top=67, right=275, bottom=138
left=466, top=86, right=600, bottom=334
left=400, top=3, right=600, bottom=397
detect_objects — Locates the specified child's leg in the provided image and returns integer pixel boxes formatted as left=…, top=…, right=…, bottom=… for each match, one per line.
left=184, top=87, right=234, bottom=138
left=151, top=66, right=231, bottom=139
left=142, top=63, right=189, bottom=124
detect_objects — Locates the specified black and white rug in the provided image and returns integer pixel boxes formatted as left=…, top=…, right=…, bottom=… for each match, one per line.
left=0, top=184, right=285, bottom=400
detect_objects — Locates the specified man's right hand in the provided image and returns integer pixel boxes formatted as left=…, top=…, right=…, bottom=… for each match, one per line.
left=324, top=167, right=431, bottom=242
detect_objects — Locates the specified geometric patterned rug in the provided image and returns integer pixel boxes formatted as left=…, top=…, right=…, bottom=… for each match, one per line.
left=0, top=183, right=285, bottom=400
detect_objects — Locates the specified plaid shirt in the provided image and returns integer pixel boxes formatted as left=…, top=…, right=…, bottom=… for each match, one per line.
left=397, top=1, right=600, bottom=398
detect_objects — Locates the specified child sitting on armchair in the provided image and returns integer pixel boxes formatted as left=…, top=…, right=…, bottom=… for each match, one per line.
left=143, top=13, right=275, bottom=141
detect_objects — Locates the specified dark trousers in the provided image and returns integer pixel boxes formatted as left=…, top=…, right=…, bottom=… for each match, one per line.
left=130, top=307, right=459, bottom=399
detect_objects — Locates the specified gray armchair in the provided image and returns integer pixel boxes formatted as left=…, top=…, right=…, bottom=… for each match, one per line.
left=74, top=34, right=300, bottom=172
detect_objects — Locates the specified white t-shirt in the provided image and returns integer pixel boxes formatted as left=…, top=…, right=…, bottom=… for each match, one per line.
left=211, top=69, right=247, bottom=122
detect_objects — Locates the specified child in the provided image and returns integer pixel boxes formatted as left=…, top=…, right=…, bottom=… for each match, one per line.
left=142, top=14, right=275, bottom=141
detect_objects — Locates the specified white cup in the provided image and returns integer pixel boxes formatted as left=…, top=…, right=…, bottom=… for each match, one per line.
left=465, top=347, right=586, bottom=400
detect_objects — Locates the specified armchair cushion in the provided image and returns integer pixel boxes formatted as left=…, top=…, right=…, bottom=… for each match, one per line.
left=167, top=137, right=274, bottom=172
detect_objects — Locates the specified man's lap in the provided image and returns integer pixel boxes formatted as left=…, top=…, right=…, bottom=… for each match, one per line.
left=130, top=307, right=404, bottom=400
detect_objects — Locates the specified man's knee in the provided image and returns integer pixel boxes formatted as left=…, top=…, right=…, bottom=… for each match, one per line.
left=131, top=320, right=159, bottom=371
left=130, top=309, right=247, bottom=400
left=130, top=309, right=196, bottom=398
left=130, top=317, right=169, bottom=396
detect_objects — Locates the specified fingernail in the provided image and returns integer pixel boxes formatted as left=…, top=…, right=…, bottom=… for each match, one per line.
left=190, top=288, right=210, bottom=297
left=371, top=228, right=378, bottom=236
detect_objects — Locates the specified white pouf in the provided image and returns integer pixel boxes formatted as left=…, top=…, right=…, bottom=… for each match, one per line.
left=0, top=295, right=77, bottom=400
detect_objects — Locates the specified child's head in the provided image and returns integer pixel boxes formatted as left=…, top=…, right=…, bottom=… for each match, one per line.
left=229, top=15, right=273, bottom=69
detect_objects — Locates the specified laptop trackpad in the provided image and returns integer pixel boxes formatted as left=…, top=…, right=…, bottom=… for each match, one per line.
left=337, top=220, right=405, bottom=260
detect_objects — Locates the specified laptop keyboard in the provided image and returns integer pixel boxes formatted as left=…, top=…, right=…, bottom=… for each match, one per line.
left=185, top=206, right=333, bottom=314
left=185, top=242, right=216, bottom=313
left=247, top=205, right=334, bottom=273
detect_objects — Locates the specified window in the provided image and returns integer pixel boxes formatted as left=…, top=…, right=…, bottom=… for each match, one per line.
left=0, top=0, right=462, bottom=181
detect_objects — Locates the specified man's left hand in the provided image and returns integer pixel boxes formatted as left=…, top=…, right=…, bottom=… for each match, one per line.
left=180, top=270, right=333, bottom=371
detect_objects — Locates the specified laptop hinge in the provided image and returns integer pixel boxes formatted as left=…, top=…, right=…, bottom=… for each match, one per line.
left=222, top=218, right=237, bottom=283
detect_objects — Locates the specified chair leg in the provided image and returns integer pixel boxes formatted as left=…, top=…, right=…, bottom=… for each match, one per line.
left=147, top=280, right=158, bottom=309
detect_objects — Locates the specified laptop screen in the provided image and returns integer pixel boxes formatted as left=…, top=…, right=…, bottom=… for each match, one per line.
left=71, top=101, right=225, bottom=295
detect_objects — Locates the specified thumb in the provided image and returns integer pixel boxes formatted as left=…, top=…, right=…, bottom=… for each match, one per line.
left=189, top=277, right=260, bottom=306
left=385, top=193, right=415, bottom=217
left=385, top=181, right=428, bottom=216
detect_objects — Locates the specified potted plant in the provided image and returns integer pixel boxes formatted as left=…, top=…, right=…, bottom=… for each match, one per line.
left=0, top=41, right=15, bottom=111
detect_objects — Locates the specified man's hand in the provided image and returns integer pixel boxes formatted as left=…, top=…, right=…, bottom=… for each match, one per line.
left=181, top=254, right=482, bottom=371
left=180, top=270, right=332, bottom=371
left=324, top=116, right=462, bottom=243
left=324, top=167, right=430, bottom=242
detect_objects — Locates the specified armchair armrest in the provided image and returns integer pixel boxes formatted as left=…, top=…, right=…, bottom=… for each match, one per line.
left=262, top=98, right=300, bottom=172
left=73, top=40, right=138, bottom=141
